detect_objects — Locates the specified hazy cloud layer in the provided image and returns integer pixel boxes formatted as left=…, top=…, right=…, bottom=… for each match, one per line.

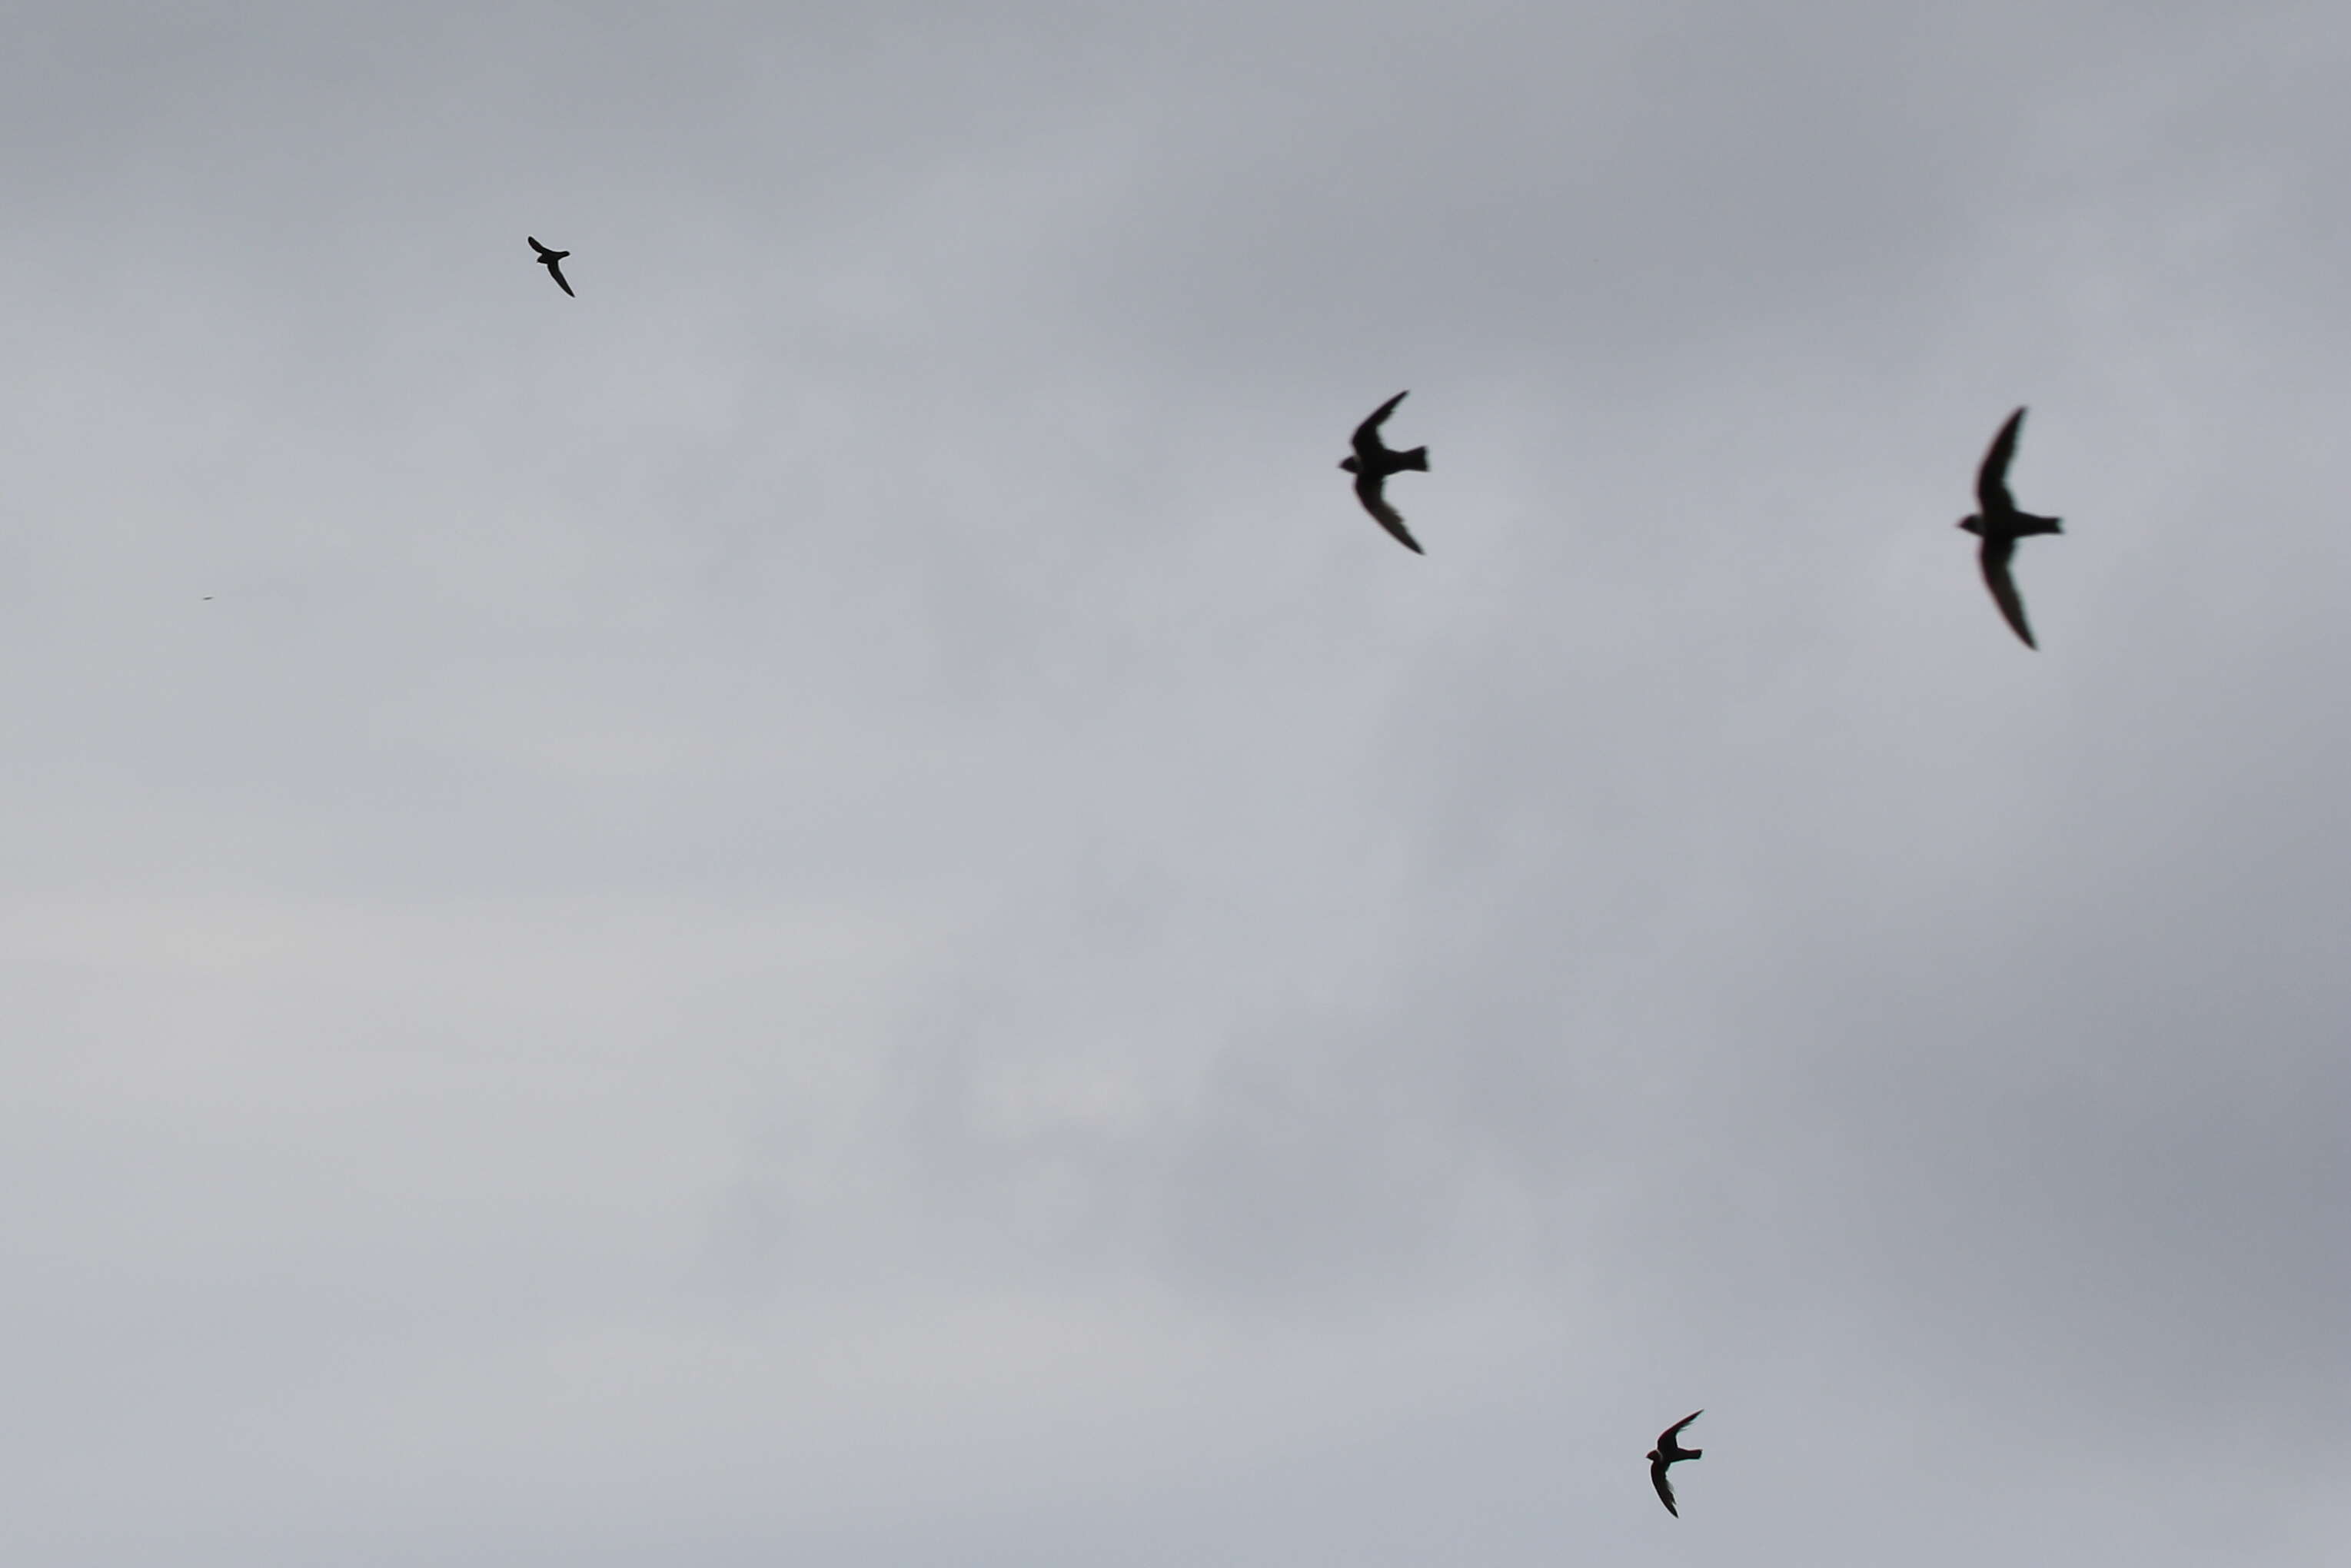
left=2, top=4, right=2345, bottom=1563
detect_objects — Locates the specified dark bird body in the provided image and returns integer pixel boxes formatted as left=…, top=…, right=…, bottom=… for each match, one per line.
left=527, top=237, right=575, bottom=297
left=1647, top=1410, right=1704, bottom=1517
left=1338, top=390, right=1430, bottom=553
left=1958, top=406, right=2063, bottom=648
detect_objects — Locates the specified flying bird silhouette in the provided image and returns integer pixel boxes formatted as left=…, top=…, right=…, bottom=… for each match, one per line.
left=527, top=237, right=575, bottom=297
left=1957, top=406, right=2063, bottom=649
left=1647, top=1410, right=1704, bottom=1517
left=1338, top=390, right=1430, bottom=553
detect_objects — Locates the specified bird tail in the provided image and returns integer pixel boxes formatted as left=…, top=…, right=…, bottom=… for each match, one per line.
left=1684, top=1449, right=1702, bottom=1461
left=2018, top=513, right=2063, bottom=536
left=1395, top=446, right=1429, bottom=472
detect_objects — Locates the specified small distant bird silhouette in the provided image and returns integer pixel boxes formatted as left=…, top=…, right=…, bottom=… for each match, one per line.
left=1647, top=1410, right=1704, bottom=1517
left=1338, top=390, right=1430, bottom=553
left=527, top=237, right=574, bottom=297
left=1958, top=406, right=2063, bottom=649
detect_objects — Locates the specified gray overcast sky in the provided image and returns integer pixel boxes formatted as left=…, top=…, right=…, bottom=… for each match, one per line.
left=2, top=3, right=2345, bottom=1563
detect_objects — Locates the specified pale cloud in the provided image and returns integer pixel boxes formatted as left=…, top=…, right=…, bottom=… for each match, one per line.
left=0, top=3, right=2343, bottom=1563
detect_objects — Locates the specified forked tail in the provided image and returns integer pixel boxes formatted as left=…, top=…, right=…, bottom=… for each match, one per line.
left=1395, top=445, right=1429, bottom=472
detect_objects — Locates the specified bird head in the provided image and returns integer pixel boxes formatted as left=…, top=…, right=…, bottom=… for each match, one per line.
left=1957, top=514, right=1984, bottom=537
left=1338, top=455, right=1361, bottom=474
left=1645, top=1448, right=1661, bottom=1463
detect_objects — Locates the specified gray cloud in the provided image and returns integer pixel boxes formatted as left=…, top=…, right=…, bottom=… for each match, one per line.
left=0, top=2, right=2344, bottom=1563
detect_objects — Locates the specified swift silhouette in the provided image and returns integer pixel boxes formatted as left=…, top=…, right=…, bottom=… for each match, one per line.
left=1338, top=390, right=1430, bottom=553
left=1647, top=1410, right=1704, bottom=1517
left=527, top=237, right=575, bottom=298
left=1958, top=406, right=2063, bottom=648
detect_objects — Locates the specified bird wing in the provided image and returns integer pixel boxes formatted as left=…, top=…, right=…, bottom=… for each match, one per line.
left=1354, top=472, right=1424, bottom=554
left=1978, top=535, right=2036, bottom=648
left=1351, top=390, right=1411, bottom=458
left=528, top=236, right=556, bottom=260
left=1658, top=1410, right=1703, bottom=1448
left=1651, top=1459, right=1679, bottom=1517
left=545, top=257, right=574, bottom=297
left=1976, top=406, right=2027, bottom=514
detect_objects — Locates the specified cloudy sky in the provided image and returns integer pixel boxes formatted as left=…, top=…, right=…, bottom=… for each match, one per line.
left=2, top=3, right=2346, bottom=1563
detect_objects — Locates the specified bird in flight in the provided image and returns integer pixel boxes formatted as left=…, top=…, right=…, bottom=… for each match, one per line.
left=1647, top=1410, right=1704, bottom=1517
left=1957, top=406, right=2063, bottom=648
left=1338, top=390, right=1430, bottom=553
left=527, top=237, right=575, bottom=297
